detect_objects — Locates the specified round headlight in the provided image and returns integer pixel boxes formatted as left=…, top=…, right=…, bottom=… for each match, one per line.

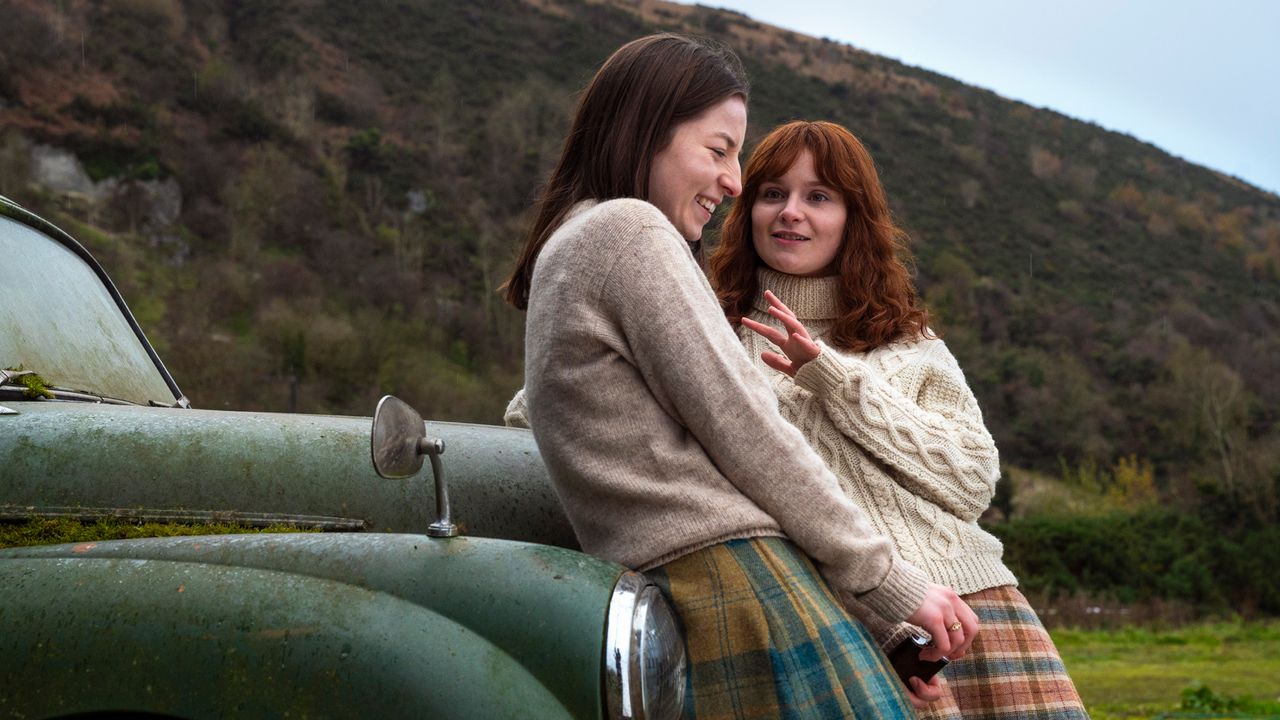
left=604, top=571, right=687, bottom=720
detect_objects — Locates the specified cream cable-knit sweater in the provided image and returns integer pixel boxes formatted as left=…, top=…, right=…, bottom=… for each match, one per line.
left=513, top=199, right=931, bottom=623
left=742, top=267, right=1017, bottom=644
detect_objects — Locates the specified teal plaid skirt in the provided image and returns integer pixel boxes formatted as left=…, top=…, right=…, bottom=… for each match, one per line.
left=646, top=537, right=914, bottom=720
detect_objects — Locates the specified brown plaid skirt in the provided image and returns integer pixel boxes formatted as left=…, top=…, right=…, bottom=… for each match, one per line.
left=919, top=585, right=1088, bottom=720
left=646, top=537, right=914, bottom=720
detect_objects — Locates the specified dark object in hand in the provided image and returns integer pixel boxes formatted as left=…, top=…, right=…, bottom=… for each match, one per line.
left=888, top=634, right=950, bottom=686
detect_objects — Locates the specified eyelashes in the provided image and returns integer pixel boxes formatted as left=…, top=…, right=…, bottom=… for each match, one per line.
left=757, top=188, right=834, bottom=203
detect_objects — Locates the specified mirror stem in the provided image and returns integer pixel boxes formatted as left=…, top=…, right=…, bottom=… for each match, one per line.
left=421, top=438, right=457, bottom=538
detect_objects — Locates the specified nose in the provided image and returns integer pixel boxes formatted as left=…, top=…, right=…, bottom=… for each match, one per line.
left=721, top=161, right=742, bottom=198
left=780, top=198, right=803, bottom=224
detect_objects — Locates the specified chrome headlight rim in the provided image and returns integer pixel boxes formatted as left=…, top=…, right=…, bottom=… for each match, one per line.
left=604, top=571, right=687, bottom=720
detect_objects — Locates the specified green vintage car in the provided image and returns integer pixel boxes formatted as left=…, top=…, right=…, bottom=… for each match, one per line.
left=0, top=194, right=685, bottom=719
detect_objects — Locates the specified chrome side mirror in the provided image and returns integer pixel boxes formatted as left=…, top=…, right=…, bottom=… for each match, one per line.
left=371, top=395, right=457, bottom=538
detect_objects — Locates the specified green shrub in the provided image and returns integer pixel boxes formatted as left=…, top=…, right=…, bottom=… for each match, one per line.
left=993, top=508, right=1280, bottom=614
left=71, top=138, right=164, bottom=182
left=222, top=98, right=285, bottom=142
left=1180, top=682, right=1280, bottom=714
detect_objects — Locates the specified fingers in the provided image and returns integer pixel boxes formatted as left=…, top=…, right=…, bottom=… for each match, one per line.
left=761, top=307, right=820, bottom=364
left=908, top=584, right=980, bottom=661
left=930, top=619, right=963, bottom=661
left=904, top=676, right=943, bottom=708
left=763, top=290, right=813, bottom=341
left=949, top=599, right=980, bottom=659
left=796, top=334, right=821, bottom=357
left=909, top=676, right=944, bottom=705
left=760, top=352, right=796, bottom=378
left=933, top=593, right=979, bottom=661
left=921, top=618, right=952, bottom=659
left=927, top=609, right=978, bottom=662
left=739, top=317, right=788, bottom=347
left=766, top=305, right=811, bottom=339
left=742, top=298, right=820, bottom=372
left=762, top=289, right=798, bottom=320
left=904, top=685, right=930, bottom=710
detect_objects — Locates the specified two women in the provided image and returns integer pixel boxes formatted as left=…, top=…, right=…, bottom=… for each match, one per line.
left=503, top=34, right=975, bottom=718
left=709, top=120, right=1087, bottom=719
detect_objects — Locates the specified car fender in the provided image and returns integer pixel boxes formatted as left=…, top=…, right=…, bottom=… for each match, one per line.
left=0, top=555, right=578, bottom=719
left=2, top=532, right=621, bottom=719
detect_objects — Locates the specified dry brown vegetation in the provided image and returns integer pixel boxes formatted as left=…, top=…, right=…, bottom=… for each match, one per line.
left=2, top=1, right=1278, bottom=561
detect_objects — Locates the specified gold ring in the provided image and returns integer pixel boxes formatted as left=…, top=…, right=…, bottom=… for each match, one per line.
left=949, top=622, right=962, bottom=632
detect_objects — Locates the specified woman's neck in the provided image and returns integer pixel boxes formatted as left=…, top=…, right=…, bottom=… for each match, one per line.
left=753, top=266, right=842, bottom=322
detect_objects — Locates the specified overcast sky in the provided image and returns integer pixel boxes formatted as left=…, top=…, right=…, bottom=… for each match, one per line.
left=703, top=0, right=1280, bottom=196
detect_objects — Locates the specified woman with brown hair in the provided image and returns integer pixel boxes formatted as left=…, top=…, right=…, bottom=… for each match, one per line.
left=503, top=35, right=977, bottom=718
left=709, top=120, right=1087, bottom=719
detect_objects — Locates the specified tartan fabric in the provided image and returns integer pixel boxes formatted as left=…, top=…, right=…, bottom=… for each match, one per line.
left=647, top=537, right=914, bottom=720
left=919, top=586, right=1088, bottom=720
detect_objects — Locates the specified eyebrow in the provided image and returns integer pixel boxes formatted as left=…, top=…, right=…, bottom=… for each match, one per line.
left=762, top=179, right=836, bottom=190
left=713, top=132, right=739, bottom=150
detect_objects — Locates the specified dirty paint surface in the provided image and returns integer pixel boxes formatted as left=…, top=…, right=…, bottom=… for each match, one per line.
left=1, top=402, right=578, bottom=548
left=0, top=195, right=617, bottom=717
left=0, top=558, right=574, bottom=717
left=0, top=213, right=175, bottom=405
left=1, top=196, right=577, bottom=547
left=0, top=532, right=621, bottom=718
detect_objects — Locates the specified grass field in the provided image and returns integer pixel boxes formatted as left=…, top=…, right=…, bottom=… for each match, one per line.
left=1052, top=621, right=1280, bottom=718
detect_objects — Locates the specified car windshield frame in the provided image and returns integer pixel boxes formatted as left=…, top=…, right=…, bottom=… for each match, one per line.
left=0, top=195, right=186, bottom=407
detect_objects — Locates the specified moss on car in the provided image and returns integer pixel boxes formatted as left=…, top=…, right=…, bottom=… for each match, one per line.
left=0, top=517, right=319, bottom=549
left=2, top=366, right=54, bottom=400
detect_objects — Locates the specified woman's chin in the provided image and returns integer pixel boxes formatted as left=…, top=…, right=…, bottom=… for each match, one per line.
left=681, top=224, right=705, bottom=242
left=763, top=258, right=804, bottom=276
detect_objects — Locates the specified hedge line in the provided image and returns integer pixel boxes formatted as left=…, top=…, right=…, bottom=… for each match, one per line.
left=990, top=508, right=1280, bottom=614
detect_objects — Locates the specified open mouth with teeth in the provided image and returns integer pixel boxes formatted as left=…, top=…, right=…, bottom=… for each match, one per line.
left=772, top=231, right=810, bottom=243
left=696, top=197, right=717, bottom=216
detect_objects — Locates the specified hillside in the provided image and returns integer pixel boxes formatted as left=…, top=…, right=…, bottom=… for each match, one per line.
left=2, top=0, right=1278, bottom=523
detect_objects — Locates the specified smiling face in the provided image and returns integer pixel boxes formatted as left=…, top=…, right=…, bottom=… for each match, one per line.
left=647, top=96, right=747, bottom=242
left=750, top=150, right=848, bottom=277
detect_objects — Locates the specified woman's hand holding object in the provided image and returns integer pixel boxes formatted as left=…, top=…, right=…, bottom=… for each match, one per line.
left=906, top=583, right=979, bottom=662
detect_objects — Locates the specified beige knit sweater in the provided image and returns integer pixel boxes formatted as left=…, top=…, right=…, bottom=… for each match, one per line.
left=515, top=198, right=930, bottom=623
left=742, top=267, right=1017, bottom=644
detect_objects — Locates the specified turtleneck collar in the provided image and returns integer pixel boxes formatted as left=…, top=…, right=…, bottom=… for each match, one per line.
left=753, top=267, right=842, bottom=322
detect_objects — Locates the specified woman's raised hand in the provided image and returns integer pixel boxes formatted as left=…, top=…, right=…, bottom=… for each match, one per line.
left=739, top=290, right=821, bottom=377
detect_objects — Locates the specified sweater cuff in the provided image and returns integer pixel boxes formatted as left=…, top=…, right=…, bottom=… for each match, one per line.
left=852, top=558, right=930, bottom=623
left=503, top=388, right=531, bottom=429
left=794, top=341, right=857, bottom=397
left=878, top=623, right=926, bottom=654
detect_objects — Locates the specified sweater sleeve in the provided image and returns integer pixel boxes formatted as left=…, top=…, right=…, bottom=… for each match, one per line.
left=842, top=593, right=929, bottom=653
left=504, top=387, right=531, bottom=428
left=594, top=208, right=930, bottom=622
left=792, top=340, right=999, bottom=521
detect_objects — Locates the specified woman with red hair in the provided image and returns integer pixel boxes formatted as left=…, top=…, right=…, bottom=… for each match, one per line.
left=709, top=120, right=1086, bottom=719
left=501, top=35, right=986, bottom=717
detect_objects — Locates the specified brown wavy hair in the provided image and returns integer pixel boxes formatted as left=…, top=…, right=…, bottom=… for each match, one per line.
left=708, top=120, right=931, bottom=352
left=502, top=33, right=748, bottom=309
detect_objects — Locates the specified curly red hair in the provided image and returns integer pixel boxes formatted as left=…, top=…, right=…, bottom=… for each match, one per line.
left=708, top=120, right=931, bottom=352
